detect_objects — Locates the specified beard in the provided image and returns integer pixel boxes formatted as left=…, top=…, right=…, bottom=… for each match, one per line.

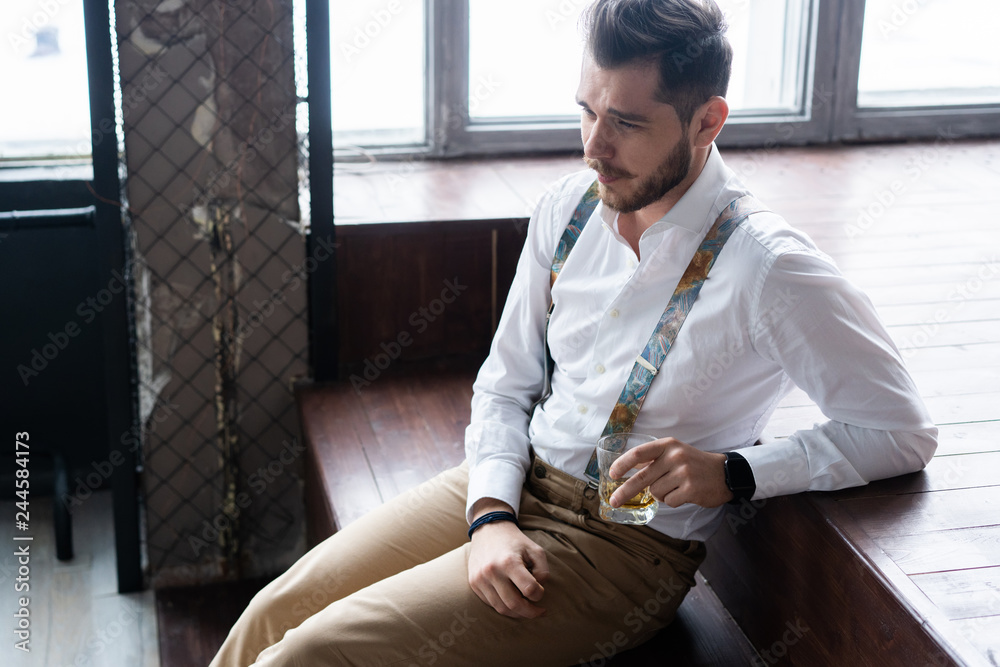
left=584, top=137, right=693, bottom=213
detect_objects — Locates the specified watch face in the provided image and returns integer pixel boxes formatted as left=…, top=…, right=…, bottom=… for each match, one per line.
left=725, top=453, right=756, bottom=496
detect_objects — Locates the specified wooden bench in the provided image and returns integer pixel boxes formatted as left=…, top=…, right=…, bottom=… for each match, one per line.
left=297, top=362, right=761, bottom=666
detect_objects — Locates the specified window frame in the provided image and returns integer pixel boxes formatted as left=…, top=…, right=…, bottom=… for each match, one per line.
left=429, top=0, right=838, bottom=156
left=830, top=0, right=1000, bottom=142
left=336, top=0, right=1000, bottom=161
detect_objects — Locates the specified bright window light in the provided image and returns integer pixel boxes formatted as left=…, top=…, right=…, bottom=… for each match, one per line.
left=858, top=0, right=1000, bottom=107
left=0, top=0, right=92, bottom=163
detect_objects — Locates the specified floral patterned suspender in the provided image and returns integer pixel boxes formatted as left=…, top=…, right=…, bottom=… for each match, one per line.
left=539, top=181, right=767, bottom=485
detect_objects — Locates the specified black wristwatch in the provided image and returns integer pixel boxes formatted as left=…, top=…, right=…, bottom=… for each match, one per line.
left=723, top=451, right=756, bottom=505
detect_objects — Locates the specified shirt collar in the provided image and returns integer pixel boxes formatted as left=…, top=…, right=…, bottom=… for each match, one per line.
left=597, top=143, right=733, bottom=237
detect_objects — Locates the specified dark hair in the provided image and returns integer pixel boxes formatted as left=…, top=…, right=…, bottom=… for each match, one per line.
left=582, top=0, right=732, bottom=125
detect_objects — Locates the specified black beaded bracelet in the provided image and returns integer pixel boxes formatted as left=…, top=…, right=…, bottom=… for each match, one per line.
left=467, top=511, right=519, bottom=539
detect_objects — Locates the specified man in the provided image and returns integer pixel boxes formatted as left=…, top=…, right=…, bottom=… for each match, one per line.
left=212, top=0, right=936, bottom=664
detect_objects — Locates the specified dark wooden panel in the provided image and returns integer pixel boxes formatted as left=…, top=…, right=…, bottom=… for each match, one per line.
left=606, top=574, right=760, bottom=666
left=157, top=577, right=273, bottom=667
left=335, top=221, right=526, bottom=371
left=702, top=495, right=965, bottom=666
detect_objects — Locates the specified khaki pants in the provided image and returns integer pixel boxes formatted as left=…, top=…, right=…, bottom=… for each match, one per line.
left=210, top=457, right=705, bottom=667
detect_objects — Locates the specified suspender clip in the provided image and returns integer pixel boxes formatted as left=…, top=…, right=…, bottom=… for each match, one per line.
left=635, top=355, right=658, bottom=375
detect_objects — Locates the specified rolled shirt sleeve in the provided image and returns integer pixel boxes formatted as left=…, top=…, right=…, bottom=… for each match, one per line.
left=742, top=251, right=938, bottom=499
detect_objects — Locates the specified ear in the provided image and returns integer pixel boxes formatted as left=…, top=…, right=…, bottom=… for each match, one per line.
left=690, top=96, right=729, bottom=148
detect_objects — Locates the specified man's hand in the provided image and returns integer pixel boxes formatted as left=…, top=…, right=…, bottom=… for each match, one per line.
left=467, top=500, right=549, bottom=619
left=609, top=437, right=733, bottom=509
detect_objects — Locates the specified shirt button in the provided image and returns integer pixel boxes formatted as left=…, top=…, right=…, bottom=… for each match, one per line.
left=609, top=309, right=619, bottom=319
left=595, top=364, right=605, bottom=374
left=577, top=404, right=588, bottom=414
left=627, top=258, right=636, bottom=269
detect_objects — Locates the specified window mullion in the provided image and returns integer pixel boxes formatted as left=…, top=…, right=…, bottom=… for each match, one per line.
left=830, top=0, right=866, bottom=141
left=428, top=0, right=469, bottom=156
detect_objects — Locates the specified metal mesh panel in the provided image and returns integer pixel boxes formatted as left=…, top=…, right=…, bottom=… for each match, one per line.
left=114, top=0, right=309, bottom=586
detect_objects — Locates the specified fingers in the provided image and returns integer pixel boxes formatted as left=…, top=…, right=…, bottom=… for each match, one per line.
left=475, top=564, right=546, bottom=618
left=512, top=547, right=549, bottom=602
left=608, top=440, right=663, bottom=479
left=610, top=440, right=683, bottom=507
left=496, top=575, right=546, bottom=618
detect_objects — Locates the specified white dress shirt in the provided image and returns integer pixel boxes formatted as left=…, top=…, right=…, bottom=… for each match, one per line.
left=464, top=144, right=937, bottom=541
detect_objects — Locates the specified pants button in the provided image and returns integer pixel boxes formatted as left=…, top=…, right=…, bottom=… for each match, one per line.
left=534, top=465, right=546, bottom=479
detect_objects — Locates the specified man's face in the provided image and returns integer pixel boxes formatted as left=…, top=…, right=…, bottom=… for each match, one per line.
left=577, top=55, right=694, bottom=213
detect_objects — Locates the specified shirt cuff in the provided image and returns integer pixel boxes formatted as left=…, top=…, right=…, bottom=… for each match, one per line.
left=465, top=458, right=527, bottom=524
left=736, top=437, right=812, bottom=500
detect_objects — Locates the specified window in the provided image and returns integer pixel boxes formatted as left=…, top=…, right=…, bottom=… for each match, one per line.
left=323, top=0, right=1000, bottom=158
left=331, top=0, right=426, bottom=155
left=464, top=0, right=810, bottom=120
left=857, top=0, right=1000, bottom=108
left=0, top=0, right=92, bottom=165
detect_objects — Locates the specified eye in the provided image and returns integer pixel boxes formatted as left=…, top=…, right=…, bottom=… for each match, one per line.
left=617, top=119, right=638, bottom=130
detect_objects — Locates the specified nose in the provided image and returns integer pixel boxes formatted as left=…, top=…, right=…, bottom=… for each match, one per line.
left=583, top=116, right=613, bottom=161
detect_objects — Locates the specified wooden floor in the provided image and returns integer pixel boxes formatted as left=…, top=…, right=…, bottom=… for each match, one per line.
left=0, top=491, right=160, bottom=667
